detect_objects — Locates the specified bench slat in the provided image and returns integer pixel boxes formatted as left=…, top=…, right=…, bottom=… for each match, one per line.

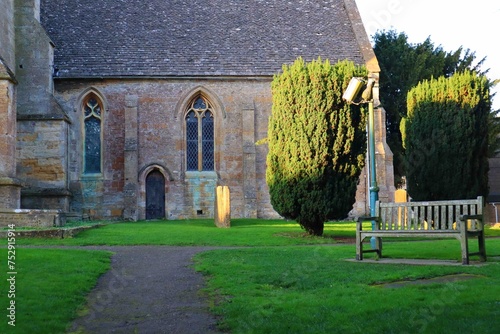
left=434, top=206, right=440, bottom=229
left=440, top=205, right=446, bottom=230
left=419, top=206, right=426, bottom=230
left=471, top=205, right=477, bottom=230
left=447, top=205, right=454, bottom=230
left=426, top=206, right=432, bottom=230
left=388, top=206, right=393, bottom=230
left=410, top=205, right=416, bottom=230
left=378, top=198, right=482, bottom=207
left=359, top=230, right=460, bottom=238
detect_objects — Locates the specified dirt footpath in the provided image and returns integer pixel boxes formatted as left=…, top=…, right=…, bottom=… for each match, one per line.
left=68, top=246, right=222, bottom=334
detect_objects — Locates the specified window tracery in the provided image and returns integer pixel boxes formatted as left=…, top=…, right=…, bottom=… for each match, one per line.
left=185, top=96, right=214, bottom=171
left=84, top=96, right=102, bottom=174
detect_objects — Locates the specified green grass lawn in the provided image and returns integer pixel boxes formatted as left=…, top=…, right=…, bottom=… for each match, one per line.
left=12, top=219, right=351, bottom=247
left=0, top=248, right=111, bottom=334
left=2, top=219, right=499, bottom=333
left=8, top=219, right=500, bottom=247
left=196, top=240, right=500, bottom=333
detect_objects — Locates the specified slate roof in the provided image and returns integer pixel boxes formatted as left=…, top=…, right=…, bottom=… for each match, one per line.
left=41, top=0, right=367, bottom=78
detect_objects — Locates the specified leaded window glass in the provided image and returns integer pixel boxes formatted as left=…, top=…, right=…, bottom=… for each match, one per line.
left=185, top=96, right=214, bottom=171
left=186, top=111, right=199, bottom=171
left=84, top=97, right=102, bottom=174
left=202, top=111, right=214, bottom=170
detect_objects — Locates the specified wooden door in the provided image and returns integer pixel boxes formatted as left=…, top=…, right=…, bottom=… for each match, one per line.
left=146, top=170, right=165, bottom=220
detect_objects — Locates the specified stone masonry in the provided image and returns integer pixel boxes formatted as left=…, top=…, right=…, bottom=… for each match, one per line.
left=55, top=79, right=279, bottom=219
left=0, top=0, right=22, bottom=209
left=0, top=0, right=65, bottom=226
left=15, top=0, right=71, bottom=211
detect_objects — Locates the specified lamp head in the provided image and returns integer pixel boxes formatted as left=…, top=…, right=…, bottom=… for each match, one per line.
left=342, top=77, right=364, bottom=103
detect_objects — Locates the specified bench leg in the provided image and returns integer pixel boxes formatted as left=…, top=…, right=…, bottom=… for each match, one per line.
left=375, top=237, right=383, bottom=259
left=459, top=222, right=469, bottom=265
left=478, top=230, right=487, bottom=262
left=356, top=230, right=363, bottom=261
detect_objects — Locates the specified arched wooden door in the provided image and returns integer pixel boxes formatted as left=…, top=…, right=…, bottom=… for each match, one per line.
left=145, top=170, right=165, bottom=220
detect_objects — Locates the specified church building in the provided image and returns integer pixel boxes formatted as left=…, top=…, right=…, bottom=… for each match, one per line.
left=0, top=0, right=396, bottom=221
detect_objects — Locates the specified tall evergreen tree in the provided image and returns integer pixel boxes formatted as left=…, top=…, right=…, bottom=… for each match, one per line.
left=373, top=30, right=486, bottom=186
left=266, top=58, right=367, bottom=235
left=402, top=71, right=491, bottom=200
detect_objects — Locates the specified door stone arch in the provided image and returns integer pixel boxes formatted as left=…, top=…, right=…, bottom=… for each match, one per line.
left=139, top=164, right=172, bottom=220
left=145, top=170, right=165, bottom=220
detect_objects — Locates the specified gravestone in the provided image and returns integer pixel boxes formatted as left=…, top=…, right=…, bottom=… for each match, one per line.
left=395, top=189, right=407, bottom=203
left=214, top=186, right=231, bottom=228
left=395, top=189, right=407, bottom=228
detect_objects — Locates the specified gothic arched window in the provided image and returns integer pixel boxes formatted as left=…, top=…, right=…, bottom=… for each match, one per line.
left=185, top=96, right=214, bottom=171
left=83, top=96, right=102, bottom=174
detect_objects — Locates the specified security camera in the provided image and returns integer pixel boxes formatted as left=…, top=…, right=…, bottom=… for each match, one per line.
left=342, top=77, right=364, bottom=103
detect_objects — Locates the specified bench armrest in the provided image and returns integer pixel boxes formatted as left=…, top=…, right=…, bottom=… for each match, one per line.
left=357, top=216, right=379, bottom=222
left=459, top=214, right=483, bottom=221
left=356, top=216, right=381, bottom=231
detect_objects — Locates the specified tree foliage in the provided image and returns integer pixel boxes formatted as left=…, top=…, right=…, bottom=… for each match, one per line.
left=402, top=71, right=491, bottom=200
left=373, top=30, right=488, bottom=186
left=266, top=58, right=367, bottom=235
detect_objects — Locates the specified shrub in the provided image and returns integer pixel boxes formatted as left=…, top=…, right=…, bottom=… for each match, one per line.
left=402, top=71, right=491, bottom=200
left=266, top=58, right=367, bottom=235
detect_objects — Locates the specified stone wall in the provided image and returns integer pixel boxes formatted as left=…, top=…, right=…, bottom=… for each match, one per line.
left=15, top=0, right=55, bottom=117
left=14, top=0, right=71, bottom=211
left=0, top=208, right=62, bottom=228
left=185, top=172, right=218, bottom=218
left=0, top=177, right=21, bottom=209
left=0, top=71, right=21, bottom=209
left=0, top=0, right=21, bottom=209
left=0, top=81, right=18, bottom=179
left=54, top=78, right=279, bottom=220
left=17, top=117, right=70, bottom=210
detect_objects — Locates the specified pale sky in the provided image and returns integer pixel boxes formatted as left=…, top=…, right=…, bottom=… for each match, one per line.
left=355, top=0, right=500, bottom=110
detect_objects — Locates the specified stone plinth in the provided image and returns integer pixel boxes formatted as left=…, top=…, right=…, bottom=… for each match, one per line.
left=0, top=177, right=21, bottom=208
left=0, top=208, right=64, bottom=228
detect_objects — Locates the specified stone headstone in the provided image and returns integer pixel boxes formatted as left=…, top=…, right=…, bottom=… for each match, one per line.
left=395, top=189, right=407, bottom=203
left=395, top=189, right=407, bottom=228
left=214, top=186, right=231, bottom=228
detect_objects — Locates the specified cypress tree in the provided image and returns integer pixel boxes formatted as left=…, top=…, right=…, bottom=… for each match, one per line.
left=402, top=71, right=491, bottom=200
left=373, top=30, right=488, bottom=187
left=266, top=58, right=367, bottom=235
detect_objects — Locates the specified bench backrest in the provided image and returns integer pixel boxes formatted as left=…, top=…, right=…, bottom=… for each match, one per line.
left=376, top=196, right=483, bottom=231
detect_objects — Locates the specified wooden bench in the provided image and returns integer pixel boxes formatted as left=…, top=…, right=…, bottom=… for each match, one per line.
left=356, top=196, right=486, bottom=265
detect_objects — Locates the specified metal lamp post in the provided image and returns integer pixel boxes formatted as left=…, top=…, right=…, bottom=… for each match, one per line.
left=367, top=97, right=379, bottom=248
left=343, top=77, right=379, bottom=248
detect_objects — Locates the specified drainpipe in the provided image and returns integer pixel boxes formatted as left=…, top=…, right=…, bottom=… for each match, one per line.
left=490, top=203, right=498, bottom=224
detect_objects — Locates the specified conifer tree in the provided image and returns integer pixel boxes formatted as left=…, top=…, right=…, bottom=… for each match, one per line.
left=266, top=58, right=367, bottom=235
left=402, top=71, right=491, bottom=200
left=373, top=30, right=487, bottom=186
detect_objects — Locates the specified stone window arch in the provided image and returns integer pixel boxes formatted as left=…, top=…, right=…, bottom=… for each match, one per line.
left=185, top=95, right=214, bottom=171
left=82, top=93, right=103, bottom=174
